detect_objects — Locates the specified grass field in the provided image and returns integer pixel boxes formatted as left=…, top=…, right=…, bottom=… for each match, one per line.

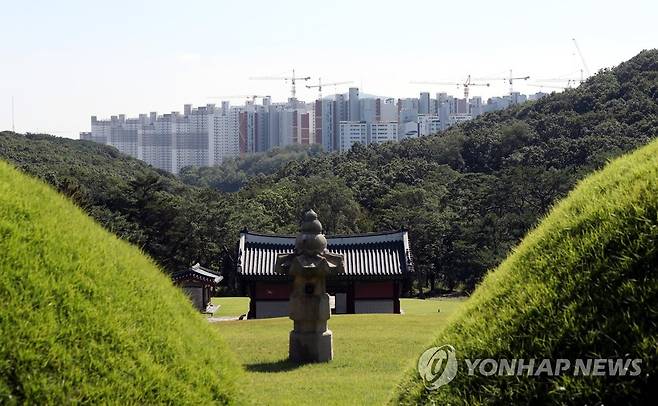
left=213, top=297, right=465, bottom=405
left=211, top=296, right=250, bottom=317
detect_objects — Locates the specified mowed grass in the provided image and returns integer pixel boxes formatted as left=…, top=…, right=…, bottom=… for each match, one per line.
left=213, top=298, right=465, bottom=405
left=211, top=296, right=250, bottom=317
left=0, top=161, right=242, bottom=404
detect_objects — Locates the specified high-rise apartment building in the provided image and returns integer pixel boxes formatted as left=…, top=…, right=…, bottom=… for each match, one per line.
left=314, top=99, right=336, bottom=151
left=379, top=98, right=397, bottom=122
left=138, top=113, right=172, bottom=172
left=419, top=92, right=431, bottom=115
left=172, top=105, right=213, bottom=174
left=348, top=87, right=360, bottom=121
left=360, top=98, right=377, bottom=123
left=339, top=121, right=368, bottom=152
left=209, top=106, right=241, bottom=167
left=398, top=98, right=419, bottom=139
left=369, top=122, right=398, bottom=144
left=418, top=115, right=442, bottom=136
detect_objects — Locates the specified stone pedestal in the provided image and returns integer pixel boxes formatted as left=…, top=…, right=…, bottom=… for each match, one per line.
left=288, top=292, right=333, bottom=362
left=289, top=330, right=333, bottom=363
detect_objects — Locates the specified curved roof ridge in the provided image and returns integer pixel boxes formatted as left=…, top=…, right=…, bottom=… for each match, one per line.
left=242, top=229, right=406, bottom=238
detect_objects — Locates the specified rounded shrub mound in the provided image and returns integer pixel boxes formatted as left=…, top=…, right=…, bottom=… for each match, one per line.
left=395, top=139, right=658, bottom=405
left=0, top=161, right=242, bottom=404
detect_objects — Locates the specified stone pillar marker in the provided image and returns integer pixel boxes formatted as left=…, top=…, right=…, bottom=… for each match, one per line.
left=274, top=210, right=345, bottom=362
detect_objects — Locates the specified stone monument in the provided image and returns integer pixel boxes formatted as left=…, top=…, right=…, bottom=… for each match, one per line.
left=274, top=209, right=345, bottom=362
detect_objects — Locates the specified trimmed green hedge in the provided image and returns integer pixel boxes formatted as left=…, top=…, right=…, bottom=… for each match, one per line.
left=395, top=138, right=658, bottom=404
left=0, top=161, right=243, bottom=404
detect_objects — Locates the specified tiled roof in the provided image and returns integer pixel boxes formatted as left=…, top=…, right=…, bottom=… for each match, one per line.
left=238, top=231, right=414, bottom=279
left=172, top=263, right=223, bottom=285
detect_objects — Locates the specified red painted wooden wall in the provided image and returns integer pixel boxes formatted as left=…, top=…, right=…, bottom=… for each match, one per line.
left=255, top=282, right=292, bottom=300
left=354, top=281, right=394, bottom=299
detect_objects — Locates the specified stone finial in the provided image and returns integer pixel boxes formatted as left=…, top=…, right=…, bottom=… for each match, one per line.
left=301, top=209, right=322, bottom=233
left=295, top=210, right=328, bottom=257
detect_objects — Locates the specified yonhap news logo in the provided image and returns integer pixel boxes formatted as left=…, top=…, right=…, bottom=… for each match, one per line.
left=417, top=345, right=458, bottom=390
left=418, top=345, right=643, bottom=391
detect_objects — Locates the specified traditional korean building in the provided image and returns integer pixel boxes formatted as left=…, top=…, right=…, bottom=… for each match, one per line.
left=237, top=230, right=414, bottom=318
left=172, top=263, right=223, bottom=312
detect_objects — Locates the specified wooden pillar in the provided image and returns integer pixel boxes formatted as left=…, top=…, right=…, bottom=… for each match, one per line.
left=347, top=281, right=355, bottom=314
left=393, top=281, right=401, bottom=314
left=247, top=282, right=257, bottom=319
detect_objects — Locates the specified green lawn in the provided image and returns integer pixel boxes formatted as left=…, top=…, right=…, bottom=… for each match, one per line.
left=212, top=297, right=465, bottom=405
left=211, top=296, right=250, bottom=317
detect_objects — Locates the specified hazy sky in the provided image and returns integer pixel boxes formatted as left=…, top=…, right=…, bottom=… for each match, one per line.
left=1, top=0, right=656, bottom=138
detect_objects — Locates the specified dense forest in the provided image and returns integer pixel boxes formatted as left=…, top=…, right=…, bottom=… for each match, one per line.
left=1, top=50, right=657, bottom=293
left=180, top=143, right=324, bottom=192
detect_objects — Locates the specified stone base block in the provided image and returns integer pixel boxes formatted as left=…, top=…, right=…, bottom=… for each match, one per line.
left=289, top=329, right=333, bottom=363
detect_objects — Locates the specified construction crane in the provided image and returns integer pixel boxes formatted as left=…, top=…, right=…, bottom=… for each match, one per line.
left=207, top=95, right=269, bottom=104
left=475, top=70, right=530, bottom=94
left=572, top=38, right=590, bottom=82
left=533, top=73, right=582, bottom=88
left=305, top=78, right=353, bottom=99
left=410, top=75, right=490, bottom=100
left=249, top=69, right=311, bottom=99
left=527, top=83, right=569, bottom=91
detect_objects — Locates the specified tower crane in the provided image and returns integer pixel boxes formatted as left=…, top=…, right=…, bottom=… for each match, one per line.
left=305, top=78, right=353, bottom=99
left=475, top=70, right=530, bottom=94
left=572, top=38, right=590, bottom=82
left=532, top=74, right=581, bottom=88
left=207, top=95, right=269, bottom=104
left=527, top=83, right=569, bottom=91
left=249, top=69, right=311, bottom=99
left=410, top=75, right=490, bottom=100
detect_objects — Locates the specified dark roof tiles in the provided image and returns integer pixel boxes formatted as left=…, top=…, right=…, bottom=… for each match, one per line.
left=238, top=231, right=413, bottom=279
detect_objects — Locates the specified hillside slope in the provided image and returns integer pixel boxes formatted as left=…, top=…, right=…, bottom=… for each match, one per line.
left=394, top=138, right=658, bottom=404
left=0, top=160, right=242, bottom=404
left=0, top=132, right=236, bottom=275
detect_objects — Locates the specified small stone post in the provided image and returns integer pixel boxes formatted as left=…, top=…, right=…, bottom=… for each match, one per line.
left=274, top=210, right=344, bottom=362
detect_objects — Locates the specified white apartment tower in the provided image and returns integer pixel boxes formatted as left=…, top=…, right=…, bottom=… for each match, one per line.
left=209, top=105, right=241, bottom=166
left=339, top=121, right=368, bottom=152
left=369, top=122, right=398, bottom=144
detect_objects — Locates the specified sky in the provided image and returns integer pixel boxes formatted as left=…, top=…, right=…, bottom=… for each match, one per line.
left=0, top=0, right=656, bottom=138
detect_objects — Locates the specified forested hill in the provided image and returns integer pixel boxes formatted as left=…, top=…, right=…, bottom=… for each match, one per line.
left=180, top=143, right=324, bottom=192
left=1, top=49, right=657, bottom=292
left=0, top=133, right=231, bottom=273
left=183, top=49, right=658, bottom=290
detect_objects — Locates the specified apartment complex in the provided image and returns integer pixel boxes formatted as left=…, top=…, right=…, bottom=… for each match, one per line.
left=82, top=100, right=316, bottom=174
left=81, top=87, right=548, bottom=173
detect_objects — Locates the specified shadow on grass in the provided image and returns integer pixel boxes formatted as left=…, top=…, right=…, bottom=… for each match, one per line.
left=245, top=358, right=305, bottom=373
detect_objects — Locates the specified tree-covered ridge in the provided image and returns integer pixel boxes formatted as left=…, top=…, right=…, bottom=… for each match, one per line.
left=1, top=50, right=657, bottom=292
left=179, top=143, right=324, bottom=192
